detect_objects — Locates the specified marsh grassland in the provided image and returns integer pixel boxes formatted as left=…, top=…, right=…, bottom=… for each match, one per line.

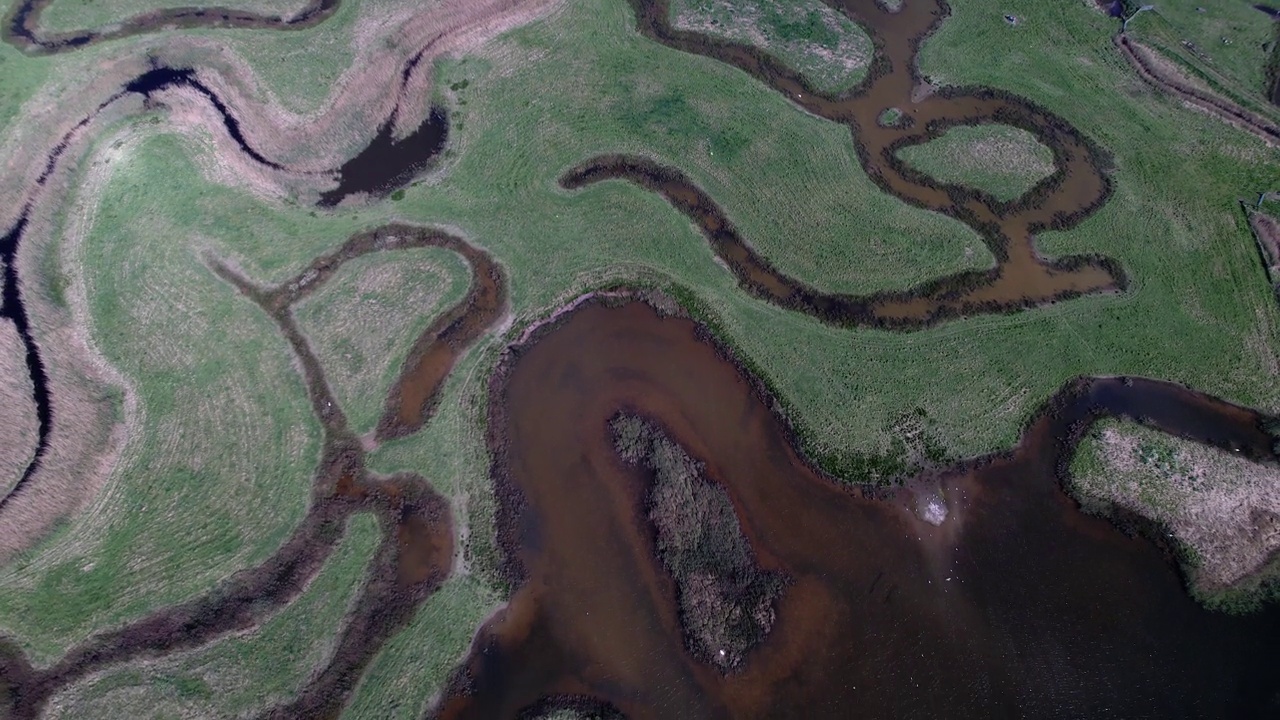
left=1, top=0, right=1280, bottom=714
left=0, top=320, right=38, bottom=498
left=896, top=124, right=1056, bottom=202
left=1119, top=0, right=1280, bottom=118
left=295, top=246, right=471, bottom=436
left=42, top=514, right=379, bottom=718
left=670, top=0, right=871, bottom=93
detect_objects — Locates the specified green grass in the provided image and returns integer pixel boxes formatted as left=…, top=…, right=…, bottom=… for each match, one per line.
left=342, top=574, right=500, bottom=719
left=36, top=0, right=307, bottom=34
left=1124, top=0, right=1280, bottom=117
left=896, top=124, right=1056, bottom=202
left=294, top=246, right=472, bottom=436
left=162, top=0, right=371, bottom=114
left=44, top=514, right=380, bottom=719
left=0, top=128, right=378, bottom=663
left=0, top=43, right=53, bottom=141
left=669, top=0, right=873, bottom=94
left=2, top=0, right=1280, bottom=705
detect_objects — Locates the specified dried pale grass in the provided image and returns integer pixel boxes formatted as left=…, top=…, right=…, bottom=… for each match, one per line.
left=0, top=0, right=564, bottom=226
left=0, top=136, right=138, bottom=563
left=1080, top=425, right=1280, bottom=589
left=0, top=320, right=38, bottom=499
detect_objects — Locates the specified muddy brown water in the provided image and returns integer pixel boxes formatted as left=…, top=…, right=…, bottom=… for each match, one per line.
left=434, top=297, right=1280, bottom=719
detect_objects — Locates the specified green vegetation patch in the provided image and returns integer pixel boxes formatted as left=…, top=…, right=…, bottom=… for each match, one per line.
left=613, top=415, right=782, bottom=671
left=0, top=129, right=374, bottom=663
left=904, top=0, right=1280, bottom=454
left=895, top=124, right=1056, bottom=202
left=45, top=514, right=381, bottom=719
left=0, top=43, right=53, bottom=140
left=169, top=0, right=365, bottom=114
left=342, top=575, right=499, bottom=719
left=6, top=0, right=1280, bottom=703
left=294, top=246, right=472, bottom=436
left=1123, top=0, right=1280, bottom=116
left=36, top=0, right=309, bottom=34
left=669, top=0, right=874, bottom=94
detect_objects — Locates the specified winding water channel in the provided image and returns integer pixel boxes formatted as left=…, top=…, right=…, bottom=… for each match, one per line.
left=1, top=0, right=1278, bottom=717
left=436, top=296, right=1280, bottom=718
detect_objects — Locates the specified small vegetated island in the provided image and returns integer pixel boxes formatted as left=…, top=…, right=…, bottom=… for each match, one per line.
left=1, top=0, right=1280, bottom=717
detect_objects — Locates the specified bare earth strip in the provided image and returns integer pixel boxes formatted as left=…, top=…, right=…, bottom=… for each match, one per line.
left=0, top=319, right=37, bottom=499
left=1074, top=422, right=1280, bottom=591
left=1116, top=35, right=1280, bottom=147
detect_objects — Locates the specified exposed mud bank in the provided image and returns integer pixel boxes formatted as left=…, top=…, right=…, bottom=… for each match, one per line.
left=0, top=223, right=506, bottom=719
left=433, top=292, right=1280, bottom=719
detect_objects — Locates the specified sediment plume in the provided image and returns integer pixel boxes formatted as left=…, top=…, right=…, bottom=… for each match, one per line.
left=434, top=291, right=1280, bottom=719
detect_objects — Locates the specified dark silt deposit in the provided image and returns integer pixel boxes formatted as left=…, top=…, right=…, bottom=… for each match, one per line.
left=433, top=296, right=1280, bottom=719
left=318, top=106, right=449, bottom=207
